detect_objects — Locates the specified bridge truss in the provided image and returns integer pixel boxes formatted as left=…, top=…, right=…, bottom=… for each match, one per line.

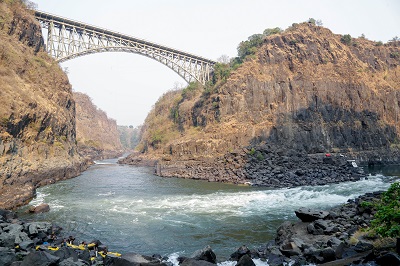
left=34, top=11, right=216, bottom=84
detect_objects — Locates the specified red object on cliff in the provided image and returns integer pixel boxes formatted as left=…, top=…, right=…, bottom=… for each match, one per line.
left=325, top=153, right=331, bottom=157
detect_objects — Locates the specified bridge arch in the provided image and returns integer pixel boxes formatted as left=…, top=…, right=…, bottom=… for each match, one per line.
left=34, top=10, right=216, bottom=85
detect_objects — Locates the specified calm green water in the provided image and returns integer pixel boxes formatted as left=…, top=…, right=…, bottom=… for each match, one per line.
left=18, top=159, right=399, bottom=261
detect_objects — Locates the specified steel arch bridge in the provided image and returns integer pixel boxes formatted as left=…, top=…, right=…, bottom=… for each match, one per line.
left=34, top=10, right=216, bottom=85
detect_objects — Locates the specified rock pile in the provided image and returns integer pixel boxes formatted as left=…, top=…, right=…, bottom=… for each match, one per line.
left=0, top=209, right=168, bottom=266
left=0, top=209, right=227, bottom=266
left=249, top=192, right=400, bottom=265
left=244, top=145, right=365, bottom=187
left=151, top=144, right=365, bottom=188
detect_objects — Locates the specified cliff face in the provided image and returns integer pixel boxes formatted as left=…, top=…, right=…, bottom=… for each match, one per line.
left=74, top=92, right=122, bottom=159
left=122, top=23, right=400, bottom=183
left=0, top=2, right=86, bottom=209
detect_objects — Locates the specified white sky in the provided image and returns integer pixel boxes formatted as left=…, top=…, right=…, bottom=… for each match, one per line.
left=32, top=0, right=400, bottom=127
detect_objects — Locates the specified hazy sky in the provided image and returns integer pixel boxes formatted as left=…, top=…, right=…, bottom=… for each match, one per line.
left=32, top=0, right=399, bottom=126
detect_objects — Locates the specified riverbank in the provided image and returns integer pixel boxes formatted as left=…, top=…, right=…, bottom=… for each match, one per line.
left=1, top=189, right=398, bottom=265
left=120, top=146, right=369, bottom=187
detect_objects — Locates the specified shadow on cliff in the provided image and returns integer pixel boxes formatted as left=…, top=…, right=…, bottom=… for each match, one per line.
left=250, top=102, right=398, bottom=154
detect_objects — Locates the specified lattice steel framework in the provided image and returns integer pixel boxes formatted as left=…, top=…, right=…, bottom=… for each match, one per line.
left=34, top=10, right=216, bottom=84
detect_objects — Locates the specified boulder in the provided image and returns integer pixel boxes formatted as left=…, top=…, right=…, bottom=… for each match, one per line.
left=26, top=222, right=50, bottom=236
left=375, top=252, right=400, bottom=266
left=28, top=203, right=50, bottom=214
left=107, top=252, right=165, bottom=265
left=15, top=232, right=30, bottom=245
left=354, top=240, right=374, bottom=252
left=230, top=245, right=251, bottom=261
left=0, top=210, right=17, bottom=222
left=180, top=258, right=216, bottom=266
left=53, top=247, right=79, bottom=262
left=320, top=247, right=336, bottom=263
left=236, top=254, right=255, bottom=266
left=59, top=258, right=88, bottom=266
left=19, top=240, right=34, bottom=251
left=190, top=245, right=217, bottom=263
left=20, top=251, right=60, bottom=266
left=279, top=242, right=302, bottom=257
left=0, top=247, right=16, bottom=266
left=295, top=208, right=329, bottom=222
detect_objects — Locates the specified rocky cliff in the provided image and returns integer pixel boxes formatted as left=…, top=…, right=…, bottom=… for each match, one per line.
left=74, top=92, right=122, bottom=160
left=121, top=23, right=400, bottom=185
left=0, top=1, right=87, bottom=209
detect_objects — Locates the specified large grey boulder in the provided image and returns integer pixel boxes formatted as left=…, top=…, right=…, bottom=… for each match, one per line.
left=230, top=245, right=251, bottom=261
left=0, top=247, right=16, bottom=266
left=53, top=246, right=79, bottom=262
left=295, top=207, right=330, bottom=222
left=104, top=252, right=166, bottom=266
left=59, top=258, right=88, bottom=266
left=190, top=245, right=217, bottom=263
left=236, top=255, right=255, bottom=266
left=20, top=251, right=60, bottom=266
left=15, top=232, right=30, bottom=245
left=25, top=222, right=52, bottom=236
left=180, top=259, right=216, bottom=266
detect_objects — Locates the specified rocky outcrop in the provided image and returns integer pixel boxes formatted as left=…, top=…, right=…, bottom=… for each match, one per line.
left=123, top=23, right=400, bottom=185
left=123, top=144, right=365, bottom=187
left=0, top=2, right=87, bottom=209
left=253, top=192, right=399, bottom=265
left=74, top=92, right=123, bottom=160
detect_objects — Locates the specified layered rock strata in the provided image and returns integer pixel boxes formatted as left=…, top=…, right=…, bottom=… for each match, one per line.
left=0, top=2, right=87, bottom=209
left=122, top=23, right=400, bottom=185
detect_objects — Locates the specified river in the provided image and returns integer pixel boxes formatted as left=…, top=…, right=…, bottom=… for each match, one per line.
left=17, top=158, right=399, bottom=262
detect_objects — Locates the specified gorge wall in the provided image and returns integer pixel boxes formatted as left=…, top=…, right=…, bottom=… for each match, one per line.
left=74, top=92, right=122, bottom=160
left=121, top=23, right=400, bottom=184
left=0, top=1, right=86, bottom=209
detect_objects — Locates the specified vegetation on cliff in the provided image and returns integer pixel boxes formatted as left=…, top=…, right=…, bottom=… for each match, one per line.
left=0, top=0, right=85, bottom=209
left=118, top=125, right=141, bottom=150
left=74, top=92, right=122, bottom=159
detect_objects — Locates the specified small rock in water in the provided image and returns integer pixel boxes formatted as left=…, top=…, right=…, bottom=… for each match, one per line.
left=28, top=203, right=50, bottom=213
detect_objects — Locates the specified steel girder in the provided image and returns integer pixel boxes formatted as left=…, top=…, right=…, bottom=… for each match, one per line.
left=34, top=10, right=216, bottom=85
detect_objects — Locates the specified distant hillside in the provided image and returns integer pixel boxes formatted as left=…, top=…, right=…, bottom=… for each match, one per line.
left=122, top=22, right=400, bottom=184
left=0, top=1, right=86, bottom=209
left=74, top=92, right=122, bottom=159
left=118, top=125, right=141, bottom=150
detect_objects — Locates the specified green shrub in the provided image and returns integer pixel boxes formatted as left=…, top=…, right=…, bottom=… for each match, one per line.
left=263, top=27, right=282, bottom=36
left=390, top=52, right=399, bottom=59
left=341, top=34, right=352, bottom=45
left=249, top=148, right=256, bottom=155
left=256, top=151, right=264, bottom=161
left=370, top=182, right=400, bottom=237
left=308, top=18, right=316, bottom=25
